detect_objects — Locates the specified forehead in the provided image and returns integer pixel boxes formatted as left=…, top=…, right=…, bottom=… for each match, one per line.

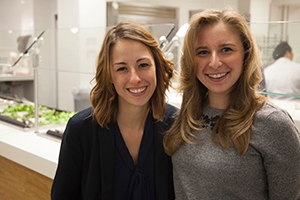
left=112, top=39, right=142, bottom=52
left=195, top=22, right=241, bottom=45
left=110, top=39, right=154, bottom=62
left=194, top=22, right=242, bottom=50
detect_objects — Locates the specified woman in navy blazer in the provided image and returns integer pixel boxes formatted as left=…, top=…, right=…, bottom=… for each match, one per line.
left=51, top=20, right=177, bottom=200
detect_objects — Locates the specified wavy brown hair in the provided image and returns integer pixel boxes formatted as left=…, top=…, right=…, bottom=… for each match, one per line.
left=90, top=21, right=174, bottom=128
left=164, top=7, right=267, bottom=155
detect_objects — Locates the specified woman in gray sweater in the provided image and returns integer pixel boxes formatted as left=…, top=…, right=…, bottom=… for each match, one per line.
left=164, top=7, right=300, bottom=200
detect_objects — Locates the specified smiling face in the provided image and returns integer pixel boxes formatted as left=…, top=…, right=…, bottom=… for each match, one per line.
left=110, top=39, right=157, bottom=109
left=194, top=22, right=244, bottom=105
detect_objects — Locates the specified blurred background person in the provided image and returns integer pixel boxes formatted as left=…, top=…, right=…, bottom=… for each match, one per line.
left=264, top=41, right=300, bottom=101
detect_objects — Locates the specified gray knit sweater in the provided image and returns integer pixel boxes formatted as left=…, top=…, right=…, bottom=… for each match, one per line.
left=172, top=102, right=300, bottom=200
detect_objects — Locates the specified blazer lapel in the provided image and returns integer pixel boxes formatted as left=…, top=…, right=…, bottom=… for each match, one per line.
left=98, top=121, right=115, bottom=199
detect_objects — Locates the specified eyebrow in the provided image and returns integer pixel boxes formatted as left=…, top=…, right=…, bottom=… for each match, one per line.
left=112, top=57, right=149, bottom=66
left=220, top=43, right=236, bottom=48
left=195, top=43, right=236, bottom=51
left=137, top=57, right=148, bottom=62
left=112, top=61, right=126, bottom=66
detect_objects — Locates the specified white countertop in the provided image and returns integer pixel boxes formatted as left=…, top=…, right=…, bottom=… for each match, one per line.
left=0, top=121, right=61, bottom=179
left=0, top=74, right=34, bottom=81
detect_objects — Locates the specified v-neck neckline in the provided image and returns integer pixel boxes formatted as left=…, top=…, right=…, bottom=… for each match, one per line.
left=114, top=111, right=154, bottom=170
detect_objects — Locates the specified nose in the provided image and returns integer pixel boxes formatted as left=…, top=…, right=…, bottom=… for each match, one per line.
left=129, top=69, right=142, bottom=83
left=209, top=52, right=222, bottom=69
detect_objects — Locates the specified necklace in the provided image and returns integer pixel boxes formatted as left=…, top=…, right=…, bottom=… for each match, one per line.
left=200, top=114, right=220, bottom=130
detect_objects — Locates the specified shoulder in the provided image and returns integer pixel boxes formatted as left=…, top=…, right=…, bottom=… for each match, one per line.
left=68, top=107, right=93, bottom=124
left=153, top=104, right=178, bottom=134
left=250, top=102, right=300, bottom=162
left=291, top=60, right=300, bottom=68
left=64, top=107, right=98, bottom=136
left=163, top=103, right=179, bottom=123
left=253, top=101, right=299, bottom=138
left=255, top=102, right=294, bottom=126
left=62, top=107, right=111, bottom=145
left=165, top=103, right=179, bottom=116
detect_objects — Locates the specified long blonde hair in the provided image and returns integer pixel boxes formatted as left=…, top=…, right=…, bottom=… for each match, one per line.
left=90, top=21, right=174, bottom=128
left=163, top=7, right=267, bottom=155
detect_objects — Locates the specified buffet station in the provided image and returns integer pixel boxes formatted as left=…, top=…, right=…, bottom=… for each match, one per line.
left=0, top=95, right=75, bottom=179
left=0, top=96, right=75, bottom=138
left=0, top=31, right=65, bottom=199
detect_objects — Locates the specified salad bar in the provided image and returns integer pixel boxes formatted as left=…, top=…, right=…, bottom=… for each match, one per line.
left=0, top=96, right=75, bottom=138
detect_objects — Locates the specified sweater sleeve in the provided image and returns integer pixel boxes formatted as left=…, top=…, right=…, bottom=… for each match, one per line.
left=253, top=107, right=300, bottom=200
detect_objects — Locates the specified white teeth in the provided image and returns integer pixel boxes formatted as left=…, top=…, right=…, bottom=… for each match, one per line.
left=208, top=73, right=227, bottom=78
left=129, top=87, right=146, bottom=93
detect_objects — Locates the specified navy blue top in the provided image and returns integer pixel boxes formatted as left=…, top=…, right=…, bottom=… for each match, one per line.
left=51, top=105, right=176, bottom=199
left=113, top=112, right=155, bottom=200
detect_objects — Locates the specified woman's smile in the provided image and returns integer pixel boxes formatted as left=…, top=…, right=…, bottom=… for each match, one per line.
left=128, top=86, right=147, bottom=94
left=206, top=72, right=228, bottom=79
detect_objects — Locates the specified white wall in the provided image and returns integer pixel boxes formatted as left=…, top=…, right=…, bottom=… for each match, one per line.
left=0, top=0, right=34, bottom=57
left=0, top=0, right=33, bottom=31
left=33, top=0, right=57, bottom=109
left=250, top=0, right=271, bottom=33
left=286, top=6, right=300, bottom=62
left=56, top=0, right=106, bottom=111
left=118, top=0, right=239, bottom=27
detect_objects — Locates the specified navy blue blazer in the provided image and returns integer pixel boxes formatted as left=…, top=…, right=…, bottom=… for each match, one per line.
left=51, top=104, right=177, bottom=200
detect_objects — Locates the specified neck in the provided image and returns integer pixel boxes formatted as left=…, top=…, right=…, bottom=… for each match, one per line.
left=284, top=51, right=293, bottom=60
left=207, top=92, right=229, bottom=109
left=117, top=105, right=150, bottom=132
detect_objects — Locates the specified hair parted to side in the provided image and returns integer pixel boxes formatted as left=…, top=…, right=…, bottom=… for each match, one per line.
left=163, top=7, right=267, bottom=156
left=90, top=20, right=174, bottom=128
